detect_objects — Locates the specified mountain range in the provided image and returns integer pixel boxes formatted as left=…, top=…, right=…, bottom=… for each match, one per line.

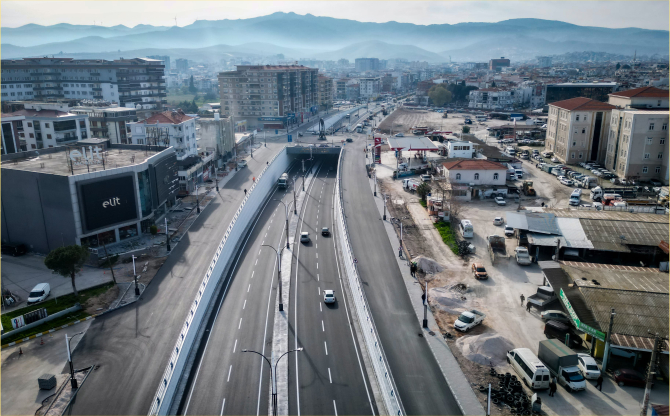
left=2, top=12, right=668, bottom=62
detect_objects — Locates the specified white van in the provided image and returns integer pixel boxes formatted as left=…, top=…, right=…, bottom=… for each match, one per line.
left=569, top=189, right=582, bottom=206
left=459, top=219, right=474, bottom=238
left=507, top=348, right=551, bottom=390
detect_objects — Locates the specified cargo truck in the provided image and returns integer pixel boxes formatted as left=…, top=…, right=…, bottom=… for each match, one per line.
left=277, top=173, right=289, bottom=189
left=538, top=339, right=586, bottom=392
left=590, top=186, right=637, bottom=202
left=487, top=235, right=507, bottom=264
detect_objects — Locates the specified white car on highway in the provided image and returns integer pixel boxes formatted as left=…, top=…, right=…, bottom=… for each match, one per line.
left=323, top=290, right=336, bottom=304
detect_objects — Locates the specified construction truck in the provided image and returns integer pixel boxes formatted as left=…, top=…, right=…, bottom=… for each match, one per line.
left=522, top=181, right=536, bottom=196
left=487, top=235, right=507, bottom=264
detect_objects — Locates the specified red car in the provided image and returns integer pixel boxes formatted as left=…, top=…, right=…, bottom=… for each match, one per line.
left=613, top=368, right=648, bottom=387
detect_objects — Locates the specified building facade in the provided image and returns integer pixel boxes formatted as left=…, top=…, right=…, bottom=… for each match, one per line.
left=218, top=65, right=318, bottom=131
left=175, top=59, right=189, bottom=72
left=147, top=55, right=171, bottom=73
left=468, top=88, right=514, bottom=110
left=0, top=57, right=166, bottom=110
left=447, top=141, right=474, bottom=159
left=129, top=109, right=197, bottom=160
left=545, top=82, right=618, bottom=105
left=317, top=76, right=334, bottom=110
left=71, top=106, right=137, bottom=144
left=442, top=159, right=507, bottom=185
left=489, top=57, right=511, bottom=72
left=359, top=77, right=381, bottom=99
left=545, top=97, right=616, bottom=165
left=197, top=114, right=236, bottom=160
left=355, top=58, right=380, bottom=72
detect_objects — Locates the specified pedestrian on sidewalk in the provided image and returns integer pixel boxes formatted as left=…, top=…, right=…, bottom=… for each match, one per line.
left=595, top=374, right=603, bottom=391
left=244, top=189, right=247, bottom=195
left=548, top=378, right=557, bottom=396
left=520, top=293, right=525, bottom=306
left=526, top=301, right=532, bottom=313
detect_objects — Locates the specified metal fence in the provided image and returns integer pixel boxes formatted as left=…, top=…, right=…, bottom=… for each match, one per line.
left=334, top=149, right=405, bottom=416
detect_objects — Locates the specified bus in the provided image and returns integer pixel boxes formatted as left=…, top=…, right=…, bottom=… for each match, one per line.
left=356, top=124, right=363, bottom=133
left=277, top=173, right=289, bottom=189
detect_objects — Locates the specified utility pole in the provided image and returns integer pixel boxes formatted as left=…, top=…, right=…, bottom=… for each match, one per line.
left=423, top=281, right=429, bottom=328
left=196, top=185, right=200, bottom=214
left=214, top=167, right=219, bottom=192
left=601, top=308, right=616, bottom=373
left=132, top=255, right=140, bottom=296
left=640, top=333, right=662, bottom=416
left=165, top=217, right=171, bottom=252
left=292, top=179, right=297, bottom=214
left=383, top=194, right=387, bottom=220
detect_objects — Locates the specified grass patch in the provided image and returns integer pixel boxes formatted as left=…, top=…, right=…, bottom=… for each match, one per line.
left=1, top=282, right=114, bottom=332
left=418, top=199, right=427, bottom=208
left=434, top=220, right=459, bottom=255
left=2, top=310, right=91, bottom=344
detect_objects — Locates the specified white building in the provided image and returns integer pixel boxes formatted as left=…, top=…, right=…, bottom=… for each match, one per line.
left=447, top=141, right=474, bottom=158
left=359, top=77, right=381, bottom=99
left=468, top=88, right=514, bottom=110
left=441, top=159, right=507, bottom=185
left=129, top=109, right=197, bottom=160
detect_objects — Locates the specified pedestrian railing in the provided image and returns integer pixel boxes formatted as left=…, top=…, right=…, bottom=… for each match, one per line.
left=334, top=148, right=405, bottom=416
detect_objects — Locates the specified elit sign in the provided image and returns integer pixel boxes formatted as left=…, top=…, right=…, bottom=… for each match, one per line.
left=70, top=146, right=103, bottom=166
left=79, top=176, right=138, bottom=232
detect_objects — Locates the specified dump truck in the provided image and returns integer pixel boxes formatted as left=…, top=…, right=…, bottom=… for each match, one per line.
left=487, top=235, right=507, bottom=264
left=538, top=339, right=586, bottom=392
left=454, top=309, right=486, bottom=332
left=522, top=181, right=536, bottom=196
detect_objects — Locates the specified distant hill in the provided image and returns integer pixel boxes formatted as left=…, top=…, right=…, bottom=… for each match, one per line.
left=2, top=13, right=667, bottom=62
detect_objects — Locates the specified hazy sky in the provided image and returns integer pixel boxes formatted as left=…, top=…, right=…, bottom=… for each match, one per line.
left=2, top=1, right=668, bottom=30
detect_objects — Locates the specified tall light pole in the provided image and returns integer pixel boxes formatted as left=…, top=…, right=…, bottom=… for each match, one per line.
left=132, top=254, right=139, bottom=296
left=262, top=244, right=286, bottom=311
left=383, top=193, right=387, bottom=221
left=292, top=179, right=298, bottom=214
left=373, top=169, right=377, bottom=196
left=242, top=348, right=304, bottom=416
left=274, top=199, right=293, bottom=249
left=422, top=281, right=429, bottom=328
left=65, top=331, right=85, bottom=388
left=165, top=217, right=171, bottom=252
left=214, top=167, right=219, bottom=192
left=641, top=333, right=663, bottom=416
left=196, top=184, right=201, bottom=214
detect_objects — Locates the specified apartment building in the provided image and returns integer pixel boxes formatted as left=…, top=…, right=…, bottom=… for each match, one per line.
left=71, top=106, right=137, bottom=144
left=129, top=109, right=197, bottom=160
left=175, top=59, right=189, bottom=72
left=2, top=102, right=91, bottom=151
left=218, top=65, right=318, bottom=131
left=536, top=56, right=552, bottom=68
left=147, top=55, right=171, bottom=73
left=335, top=78, right=350, bottom=100
left=468, top=88, right=514, bottom=110
left=604, top=87, right=669, bottom=183
left=317, top=76, right=334, bottom=110
left=545, top=97, right=616, bottom=165
left=489, top=57, right=510, bottom=72
left=545, top=82, right=618, bottom=105
left=359, top=77, right=381, bottom=99
left=0, top=57, right=166, bottom=110
left=355, top=58, right=380, bottom=72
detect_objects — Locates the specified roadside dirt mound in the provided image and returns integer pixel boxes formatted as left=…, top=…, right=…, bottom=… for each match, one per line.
left=456, top=332, right=515, bottom=367
left=429, top=286, right=468, bottom=314
left=414, top=255, right=444, bottom=274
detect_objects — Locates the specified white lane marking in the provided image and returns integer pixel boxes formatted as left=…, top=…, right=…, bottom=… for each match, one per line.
left=319, top=303, right=322, bottom=312
left=317, top=273, right=319, bottom=281
left=317, top=262, right=318, bottom=269
left=248, top=284, right=251, bottom=292
left=182, top=187, right=281, bottom=416
left=333, top=400, right=338, bottom=416
left=251, top=270, right=254, bottom=278
left=255, top=259, right=258, bottom=265
left=318, top=287, right=320, bottom=295
left=328, top=368, right=332, bottom=383
left=243, top=299, right=247, bottom=309
left=220, top=398, right=226, bottom=416
left=322, top=320, right=325, bottom=332
left=265, top=233, right=267, bottom=238
left=316, top=244, right=318, bottom=249
left=324, top=341, right=328, bottom=355
left=238, top=318, right=242, bottom=329
left=233, top=339, right=237, bottom=353
left=259, top=249, right=262, bottom=255
left=316, top=253, right=318, bottom=259
left=227, top=365, right=232, bottom=382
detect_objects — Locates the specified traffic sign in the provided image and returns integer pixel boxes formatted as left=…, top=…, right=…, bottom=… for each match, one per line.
left=288, top=135, right=292, bottom=142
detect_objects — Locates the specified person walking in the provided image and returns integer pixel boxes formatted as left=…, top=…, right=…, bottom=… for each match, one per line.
left=595, top=374, right=604, bottom=391
left=548, top=378, right=557, bottom=396
left=244, top=189, right=247, bottom=195
left=520, top=293, right=525, bottom=306
left=526, top=301, right=532, bottom=313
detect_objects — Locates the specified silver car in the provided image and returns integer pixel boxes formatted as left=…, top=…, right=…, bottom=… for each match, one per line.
left=541, top=310, right=570, bottom=322
left=300, top=232, right=310, bottom=243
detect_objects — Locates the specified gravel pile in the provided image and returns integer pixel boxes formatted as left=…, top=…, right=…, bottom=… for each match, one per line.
left=456, top=332, right=515, bottom=367
left=414, top=255, right=444, bottom=274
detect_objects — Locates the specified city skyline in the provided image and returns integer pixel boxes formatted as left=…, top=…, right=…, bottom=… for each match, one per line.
left=2, top=1, right=668, bottom=30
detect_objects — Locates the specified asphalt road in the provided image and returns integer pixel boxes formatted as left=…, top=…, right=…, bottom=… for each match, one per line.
left=340, top=134, right=463, bottom=415
left=288, top=157, right=377, bottom=416
left=178, top=162, right=303, bottom=416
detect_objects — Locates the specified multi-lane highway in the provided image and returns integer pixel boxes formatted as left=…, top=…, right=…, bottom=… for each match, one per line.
left=288, top=158, right=377, bottom=416
left=340, top=131, right=463, bottom=415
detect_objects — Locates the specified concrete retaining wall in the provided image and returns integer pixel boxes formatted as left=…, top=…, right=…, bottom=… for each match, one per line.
left=1, top=304, right=82, bottom=341
left=148, top=147, right=290, bottom=415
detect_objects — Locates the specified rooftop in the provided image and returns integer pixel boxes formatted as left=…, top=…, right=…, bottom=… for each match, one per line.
left=442, top=158, right=507, bottom=171
left=143, top=109, right=193, bottom=125
left=549, top=97, right=617, bottom=112
left=609, top=86, right=669, bottom=99
left=2, top=146, right=164, bottom=176
left=3, top=109, right=78, bottom=118
left=543, top=208, right=669, bottom=224
left=549, top=82, right=618, bottom=87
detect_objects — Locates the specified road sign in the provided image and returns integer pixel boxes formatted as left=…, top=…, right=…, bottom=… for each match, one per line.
left=288, top=135, right=292, bottom=142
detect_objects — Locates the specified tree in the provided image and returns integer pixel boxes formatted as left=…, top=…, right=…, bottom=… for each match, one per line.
left=462, top=126, right=471, bottom=134
left=44, top=245, right=90, bottom=298
left=428, top=84, right=453, bottom=107
left=416, top=182, right=431, bottom=202
left=204, top=91, right=217, bottom=101
left=616, top=62, right=621, bottom=70
left=188, top=75, right=197, bottom=94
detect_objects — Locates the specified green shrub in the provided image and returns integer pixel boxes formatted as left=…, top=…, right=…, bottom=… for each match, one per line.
left=434, top=220, right=459, bottom=255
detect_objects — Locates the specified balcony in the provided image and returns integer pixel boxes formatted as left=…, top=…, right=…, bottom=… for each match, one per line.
left=90, top=72, right=101, bottom=76
left=92, top=87, right=102, bottom=91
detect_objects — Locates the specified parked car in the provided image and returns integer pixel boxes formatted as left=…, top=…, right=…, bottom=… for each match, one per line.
left=504, top=225, right=515, bottom=237
left=650, top=179, right=662, bottom=187
left=346, top=138, right=353, bottom=142
left=300, top=232, right=310, bottom=243
left=541, top=310, right=570, bottom=323
left=395, top=133, right=404, bottom=137
left=495, top=196, right=506, bottom=206
left=613, top=368, right=648, bottom=388
left=551, top=157, right=559, bottom=163
left=611, top=348, right=637, bottom=359
left=544, top=320, right=583, bottom=349
left=323, top=289, right=336, bottom=304
left=577, top=354, right=601, bottom=380
left=238, top=160, right=248, bottom=168
left=321, top=227, right=330, bottom=236
left=472, top=263, right=488, bottom=279
left=559, top=177, right=574, bottom=186
left=1, top=243, right=28, bottom=257
left=27, top=283, right=51, bottom=304
left=493, top=217, right=504, bottom=226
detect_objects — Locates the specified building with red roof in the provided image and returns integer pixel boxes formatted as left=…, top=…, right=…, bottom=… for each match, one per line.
left=128, top=109, right=197, bottom=160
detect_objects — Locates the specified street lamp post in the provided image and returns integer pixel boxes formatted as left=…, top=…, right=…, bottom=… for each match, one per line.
left=214, top=167, right=219, bottom=192
left=274, top=199, right=293, bottom=250
left=262, top=243, right=287, bottom=311
left=196, top=185, right=201, bottom=214
left=373, top=170, right=377, bottom=196
left=165, top=217, right=171, bottom=252
left=383, top=194, right=387, bottom=220
left=422, top=281, right=429, bottom=328
left=292, top=179, right=298, bottom=214
left=241, top=348, right=304, bottom=416
left=132, top=254, right=139, bottom=296
left=65, top=331, right=85, bottom=388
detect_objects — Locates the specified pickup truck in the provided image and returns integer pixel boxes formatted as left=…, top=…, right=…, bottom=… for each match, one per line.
left=454, top=309, right=486, bottom=332
left=487, top=235, right=507, bottom=264
left=515, top=246, right=532, bottom=265
left=527, top=286, right=557, bottom=308
left=538, top=339, right=586, bottom=392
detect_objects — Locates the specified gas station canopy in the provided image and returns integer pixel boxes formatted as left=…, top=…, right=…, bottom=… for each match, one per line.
left=387, top=136, right=440, bottom=151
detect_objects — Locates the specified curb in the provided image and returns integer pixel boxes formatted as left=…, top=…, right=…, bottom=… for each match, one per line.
left=1, top=315, right=98, bottom=350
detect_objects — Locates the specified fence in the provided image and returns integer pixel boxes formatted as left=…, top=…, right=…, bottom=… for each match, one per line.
left=334, top=148, right=405, bottom=416
left=148, top=147, right=289, bottom=415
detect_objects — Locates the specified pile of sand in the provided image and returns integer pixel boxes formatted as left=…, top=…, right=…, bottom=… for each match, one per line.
left=429, top=286, right=467, bottom=314
left=414, top=255, right=444, bottom=274
left=456, top=332, right=515, bottom=367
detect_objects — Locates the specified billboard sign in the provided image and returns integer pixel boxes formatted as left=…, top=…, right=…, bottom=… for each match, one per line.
left=80, top=175, right=138, bottom=232
left=70, top=146, right=103, bottom=166
left=559, top=288, right=606, bottom=341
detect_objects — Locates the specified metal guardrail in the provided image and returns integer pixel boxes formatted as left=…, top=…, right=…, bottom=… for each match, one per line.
left=148, top=147, right=287, bottom=415
left=334, top=149, right=405, bottom=416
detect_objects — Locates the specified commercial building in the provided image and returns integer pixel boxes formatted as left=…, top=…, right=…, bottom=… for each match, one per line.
left=359, top=77, right=381, bottom=99
left=545, top=97, right=615, bottom=164
left=536, top=56, right=552, bottom=68
left=71, top=106, right=137, bottom=144
left=335, top=78, right=350, bottom=100
left=1, top=139, right=179, bottom=254
left=147, top=55, right=171, bottom=73
left=197, top=114, right=236, bottom=161
left=317, top=76, right=334, bottom=111
left=489, top=57, right=511, bottom=72
left=129, top=109, right=197, bottom=160
left=355, top=58, right=380, bottom=72
left=0, top=57, right=167, bottom=110
left=2, top=102, right=91, bottom=152
left=468, top=88, right=514, bottom=110
left=175, top=59, right=189, bottom=72
left=545, top=82, right=618, bottom=105
left=446, top=141, right=475, bottom=159
left=604, top=87, right=669, bottom=183
left=218, top=65, right=318, bottom=131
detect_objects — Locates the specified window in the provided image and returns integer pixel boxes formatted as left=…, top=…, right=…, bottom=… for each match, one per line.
left=650, top=123, right=655, bottom=131
left=474, top=173, right=480, bottom=180
left=455, top=173, right=461, bottom=180
left=644, top=153, right=650, bottom=159
left=29, top=133, right=34, bottom=138
left=663, top=123, right=668, bottom=131
left=576, top=115, right=580, bottom=121
left=582, top=129, right=585, bottom=134
left=47, top=134, right=52, bottom=139
left=578, top=153, right=583, bottom=159
left=493, top=173, right=499, bottom=180
left=44, top=122, right=49, bottom=128
left=647, top=138, right=653, bottom=145
left=658, top=100, right=662, bottom=107
left=583, top=115, right=587, bottom=121
left=643, top=166, right=648, bottom=173
left=656, top=166, right=661, bottom=173
left=662, top=139, right=666, bottom=145
left=573, top=142, right=576, bottom=146
left=659, top=153, right=663, bottom=159
left=571, top=153, right=575, bottom=159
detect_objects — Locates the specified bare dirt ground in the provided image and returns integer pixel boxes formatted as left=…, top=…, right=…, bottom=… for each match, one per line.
left=378, top=107, right=463, bottom=135
left=83, top=285, right=120, bottom=315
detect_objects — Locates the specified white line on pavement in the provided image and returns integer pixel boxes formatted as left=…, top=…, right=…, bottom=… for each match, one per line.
left=243, top=299, right=246, bottom=309
left=248, top=284, right=251, bottom=292
left=233, top=339, right=237, bottom=353
left=255, top=259, right=258, bottom=265
left=320, top=303, right=322, bottom=312
left=227, top=365, right=232, bottom=382
left=333, top=400, right=338, bottom=416
left=238, top=318, right=242, bottom=329
left=324, top=341, right=328, bottom=355
left=322, top=320, right=325, bottom=332
left=251, top=271, right=254, bottom=278
left=328, top=368, right=332, bottom=383
left=220, top=399, right=226, bottom=416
